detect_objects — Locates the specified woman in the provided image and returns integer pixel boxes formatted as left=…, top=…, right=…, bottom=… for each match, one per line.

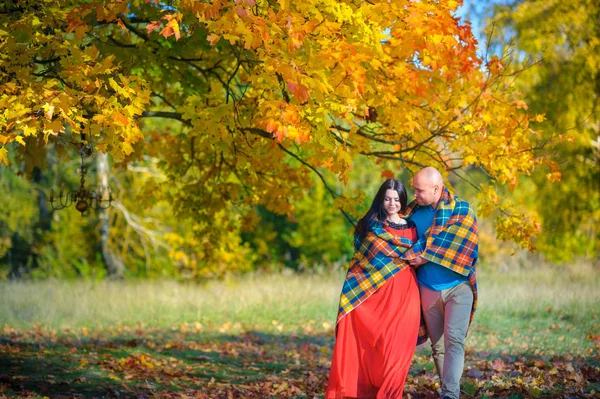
left=325, top=178, right=421, bottom=399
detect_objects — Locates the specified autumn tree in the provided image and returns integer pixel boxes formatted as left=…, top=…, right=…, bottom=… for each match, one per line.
left=0, top=0, right=558, bottom=272
left=486, top=0, right=599, bottom=261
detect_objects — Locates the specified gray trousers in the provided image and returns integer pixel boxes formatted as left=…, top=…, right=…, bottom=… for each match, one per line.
left=420, top=282, right=473, bottom=399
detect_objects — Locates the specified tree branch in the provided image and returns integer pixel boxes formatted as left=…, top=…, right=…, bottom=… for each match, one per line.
left=120, top=17, right=149, bottom=41
left=33, top=57, right=61, bottom=64
left=138, top=111, right=191, bottom=126
left=151, top=92, right=177, bottom=110
left=276, top=143, right=355, bottom=226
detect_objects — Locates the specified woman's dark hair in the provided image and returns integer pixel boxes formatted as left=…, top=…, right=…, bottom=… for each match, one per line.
left=354, top=178, right=408, bottom=240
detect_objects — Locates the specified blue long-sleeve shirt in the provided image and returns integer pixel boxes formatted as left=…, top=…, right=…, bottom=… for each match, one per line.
left=410, top=205, right=469, bottom=291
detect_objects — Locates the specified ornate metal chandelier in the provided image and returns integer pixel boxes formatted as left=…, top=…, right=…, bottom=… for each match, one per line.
left=49, top=136, right=114, bottom=215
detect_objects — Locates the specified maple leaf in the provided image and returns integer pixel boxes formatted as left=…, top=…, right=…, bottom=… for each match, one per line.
left=287, top=81, right=310, bottom=103
left=160, top=18, right=181, bottom=41
left=207, top=33, right=220, bottom=45
left=113, top=112, right=129, bottom=126
left=116, top=19, right=130, bottom=38
left=0, top=147, right=9, bottom=166
left=546, top=171, right=562, bottom=182
left=146, top=21, right=161, bottom=34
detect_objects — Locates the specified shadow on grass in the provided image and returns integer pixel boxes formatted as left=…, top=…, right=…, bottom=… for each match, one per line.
left=0, top=330, right=332, bottom=398
left=0, top=339, right=112, bottom=398
left=0, top=329, right=598, bottom=398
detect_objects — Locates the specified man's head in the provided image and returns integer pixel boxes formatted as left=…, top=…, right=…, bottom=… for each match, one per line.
left=412, top=167, right=444, bottom=207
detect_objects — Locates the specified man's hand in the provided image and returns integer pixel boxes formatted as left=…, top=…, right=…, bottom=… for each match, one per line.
left=409, top=256, right=428, bottom=267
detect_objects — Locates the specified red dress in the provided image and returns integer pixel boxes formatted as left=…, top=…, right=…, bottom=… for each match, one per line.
left=325, top=223, right=420, bottom=399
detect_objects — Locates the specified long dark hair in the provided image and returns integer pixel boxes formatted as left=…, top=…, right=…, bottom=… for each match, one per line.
left=354, top=178, right=408, bottom=240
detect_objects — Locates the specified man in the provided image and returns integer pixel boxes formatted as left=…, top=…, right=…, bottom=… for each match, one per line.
left=401, top=167, right=479, bottom=399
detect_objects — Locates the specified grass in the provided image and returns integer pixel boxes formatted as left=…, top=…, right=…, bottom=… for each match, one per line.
left=468, top=266, right=599, bottom=357
left=1, top=265, right=599, bottom=398
left=1, top=266, right=598, bottom=355
left=0, top=272, right=341, bottom=332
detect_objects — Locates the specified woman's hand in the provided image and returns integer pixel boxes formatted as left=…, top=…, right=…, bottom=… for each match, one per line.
left=409, top=256, right=428, bottom=267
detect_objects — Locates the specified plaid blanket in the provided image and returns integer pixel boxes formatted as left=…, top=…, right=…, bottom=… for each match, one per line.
left=401, top=187, right=479, bottom=329
left=335, top=220, right=429, bottom=344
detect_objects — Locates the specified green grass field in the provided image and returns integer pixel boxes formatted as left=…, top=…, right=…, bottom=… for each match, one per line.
left=1, top=266, right=598, bottom=398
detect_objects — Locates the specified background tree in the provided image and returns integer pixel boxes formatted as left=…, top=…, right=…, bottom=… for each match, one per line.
left=0, top=0, right=560, bottom=275
left=486, top=0, right=599, bottom=261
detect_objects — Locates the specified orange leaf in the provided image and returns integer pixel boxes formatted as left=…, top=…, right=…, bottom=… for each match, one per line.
left=160, top=26, right=174, bottom=39
left=146, top=21, right=161, bottom=34
left=492, top=359, right=505, bottom=372
left=546, top=171, right=562, bottom=182
left=265, top=120, right=278, bottom=133
left=207, top=34, right=220, bottom=46
left=114, top=112, right=128, bottom=126
left=381, top=170, right=395, bottom=179
left=287, top=81, right=310, bottom=103
left=74, top=25, right=87, bottom=42
left=274, top=125, right=286, bottom=141
left=160, top=19, right=180, bottom=41
left=116, top=19, right=130, bottom=38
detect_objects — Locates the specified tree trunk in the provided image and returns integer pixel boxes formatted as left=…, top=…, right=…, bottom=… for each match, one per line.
left=96, top=152, right=125, bottom=278
left=30, top=166, right=52, bottom=273
left=9, top=166, right=51, bottom=278
left=33, top=166, right=52, bottom=232
left=9, top=232, right=29, bottom=278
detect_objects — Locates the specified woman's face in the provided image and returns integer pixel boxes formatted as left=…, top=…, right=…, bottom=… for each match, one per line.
left=383, top=189, right=401, bottom=216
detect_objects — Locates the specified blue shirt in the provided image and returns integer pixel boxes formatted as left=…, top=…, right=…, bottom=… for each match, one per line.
left=410, top=205, right=469, bottom=291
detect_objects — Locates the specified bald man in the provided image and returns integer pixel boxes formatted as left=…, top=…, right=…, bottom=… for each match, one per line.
left=404, top=167, right=478, bottom=399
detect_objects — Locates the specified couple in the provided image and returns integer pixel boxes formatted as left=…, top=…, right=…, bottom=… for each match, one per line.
left=326, top=167, right=479, bottom=399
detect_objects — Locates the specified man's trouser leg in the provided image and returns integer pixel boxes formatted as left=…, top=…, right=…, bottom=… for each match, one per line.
left=420, top=282, right=474, bottom=399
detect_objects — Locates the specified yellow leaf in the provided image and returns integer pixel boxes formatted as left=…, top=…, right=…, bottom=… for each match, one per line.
left=223, top=33, right=239, bottom=44
left=95, top=140, right=108, bottom=152
left=431, top=34, right=444, bottom=44
left=43, top=103, right=54, bottom=120
left=463, top=155, right=477, bottom=165
left=446, top=0, right=459, bottom=11
left=108, top=78, right=120, bottom=94
left=121, top=142, right=133, bottom=155
left=0, top=147, right=9, bottom=166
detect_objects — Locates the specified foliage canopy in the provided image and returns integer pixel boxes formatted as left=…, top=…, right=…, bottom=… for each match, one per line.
left=488, top=0, right=599, bottom=260
left=0, top=0, right=561, bottom=271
